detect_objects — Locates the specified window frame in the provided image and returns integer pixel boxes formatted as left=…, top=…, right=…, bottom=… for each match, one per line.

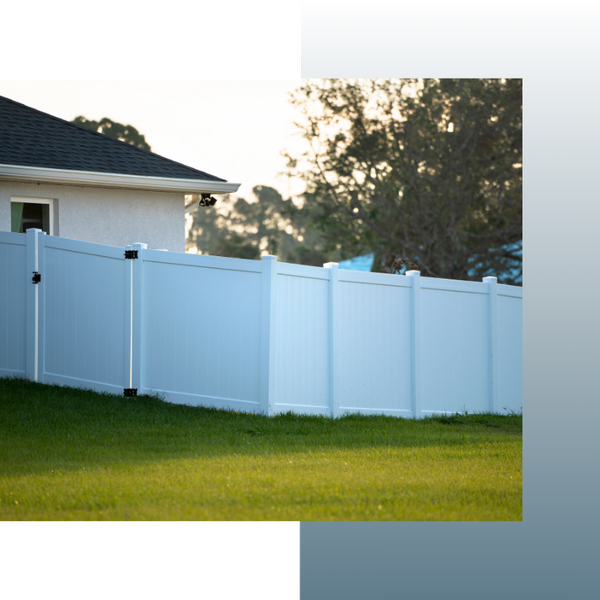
left=10, top=196, right=55, bottom=236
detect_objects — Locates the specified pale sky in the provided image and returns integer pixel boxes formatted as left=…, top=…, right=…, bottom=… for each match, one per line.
left=0, top=79, right=307, bottom=202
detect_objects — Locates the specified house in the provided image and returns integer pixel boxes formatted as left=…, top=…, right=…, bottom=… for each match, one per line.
left=0, top=95, right=240, bottom=252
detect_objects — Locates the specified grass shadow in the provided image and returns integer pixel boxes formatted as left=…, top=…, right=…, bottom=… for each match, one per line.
left=0, top=377, right=522, bottom=478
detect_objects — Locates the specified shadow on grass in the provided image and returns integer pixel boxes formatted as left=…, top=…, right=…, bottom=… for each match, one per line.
left=0, top=377, right=522, bottom=477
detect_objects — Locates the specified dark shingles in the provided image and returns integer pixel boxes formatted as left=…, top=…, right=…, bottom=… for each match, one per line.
left=0, top=95, right=226, bottom=182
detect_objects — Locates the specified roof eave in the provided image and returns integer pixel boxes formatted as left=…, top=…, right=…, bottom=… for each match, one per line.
left=0, top=164, right=241, bottom=194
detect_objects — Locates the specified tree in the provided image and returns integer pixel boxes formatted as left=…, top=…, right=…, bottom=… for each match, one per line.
left=212, top=234, right=260, bottom=260
left=71, top=116, right=152, bottom=151
left=284, top=79, right=522, bottom=284
left=188, top=185, right=330, bottom=265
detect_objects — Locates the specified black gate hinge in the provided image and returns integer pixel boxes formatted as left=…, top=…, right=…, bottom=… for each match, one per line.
left=32, top=272, right=41, bottom=284
left=124, top=388, right=138, bottom=397
left=124, top=250, right=139, bottom=259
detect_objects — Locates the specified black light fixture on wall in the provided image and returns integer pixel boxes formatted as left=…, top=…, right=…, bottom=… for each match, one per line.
left=199, top=194, right=217, bottom=206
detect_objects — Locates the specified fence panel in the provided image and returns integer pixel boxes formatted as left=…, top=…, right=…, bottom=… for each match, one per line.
left=140, top=251, right=263, bottom=412
left=497, top=287, right=523, bottom=413
left=420, top=279, right=490, bottom=415
left=42, top=236, right=129, bottom=394
left=272, top=262, right=331, bottom=415
left=0, top=232, right=27, bottom=377
left=337, top=271, right=414, bottom=417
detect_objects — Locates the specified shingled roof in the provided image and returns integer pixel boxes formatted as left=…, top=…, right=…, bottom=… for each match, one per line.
left=0, top=94, right=226, bottom=182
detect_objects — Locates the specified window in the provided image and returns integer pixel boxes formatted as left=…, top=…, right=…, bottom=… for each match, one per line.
left=11, top=197, right=54, bottom=235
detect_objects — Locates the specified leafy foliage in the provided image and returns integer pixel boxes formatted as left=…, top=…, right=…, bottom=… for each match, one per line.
left=188, top=185, right=332, bottom=265
left=212, top=234, right=260, bottom=260
left=284, top=79, right=522, bottom=284
left=71, top=116, right=152, bottom=151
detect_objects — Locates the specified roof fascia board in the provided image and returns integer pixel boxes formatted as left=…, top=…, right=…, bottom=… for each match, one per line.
left=0, top=164, right=241, bottom=194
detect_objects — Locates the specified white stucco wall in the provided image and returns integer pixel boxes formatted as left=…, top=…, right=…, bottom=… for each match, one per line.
left=0, top=181, right=185, bottom=252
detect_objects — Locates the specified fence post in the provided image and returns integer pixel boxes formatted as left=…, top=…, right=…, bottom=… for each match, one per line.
left=37, top=231, right=46, bottom=384
left=483, top=276, right=499, bottom=413
left=25, top=228, right=43, bottom=383
left=405, top=270, right=422, bottom=419
left=324, top=262, right=340, bottom=418
left=124, top=245, right=133, bottom=391
left=131, top=243, right=147, bottom=395
left=260, top=255, right=277, bottom=416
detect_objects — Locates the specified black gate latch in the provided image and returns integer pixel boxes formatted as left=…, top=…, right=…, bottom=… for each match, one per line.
left=124, top=250, right=138, bottom=259
left=32, top=272, right=41, bottom=284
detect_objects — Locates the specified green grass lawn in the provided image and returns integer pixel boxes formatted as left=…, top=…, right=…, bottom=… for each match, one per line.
left=0, top=377, right=521, bottom=521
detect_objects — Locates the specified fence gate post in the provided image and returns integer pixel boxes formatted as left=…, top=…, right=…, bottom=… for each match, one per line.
left=260, top=255, right=277, bottom=416
left=406, top=271, right=422, bottom=419
left=131, top=243, right=147, bottom=396
left=25, top=228, right=44, bottom=383
left=124, top=245, right=133, bottom=393
left=324, top=262, right=340, bottom=418
left=483, top=276, right=499, bottom=413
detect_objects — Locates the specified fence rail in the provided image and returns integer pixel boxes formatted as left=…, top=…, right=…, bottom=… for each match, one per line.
left=0, top=230, right=522, bottom=417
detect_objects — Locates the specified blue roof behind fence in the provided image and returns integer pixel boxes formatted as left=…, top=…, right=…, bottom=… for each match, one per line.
left=338, top=253, right=375, bottom=271
left=467, top=240, right=522, bottom=284
left=339, top=241, right=522, bottom=283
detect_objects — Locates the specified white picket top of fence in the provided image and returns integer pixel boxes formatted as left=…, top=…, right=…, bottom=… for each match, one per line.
left=0, top=230, right=523, bottom=417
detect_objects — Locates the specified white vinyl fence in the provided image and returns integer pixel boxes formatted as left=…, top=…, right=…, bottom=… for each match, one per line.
left=0, top=229, right=522, bottom=417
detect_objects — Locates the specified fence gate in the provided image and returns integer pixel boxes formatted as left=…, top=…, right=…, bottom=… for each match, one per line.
left=0, top=229, right=135, bottom=395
